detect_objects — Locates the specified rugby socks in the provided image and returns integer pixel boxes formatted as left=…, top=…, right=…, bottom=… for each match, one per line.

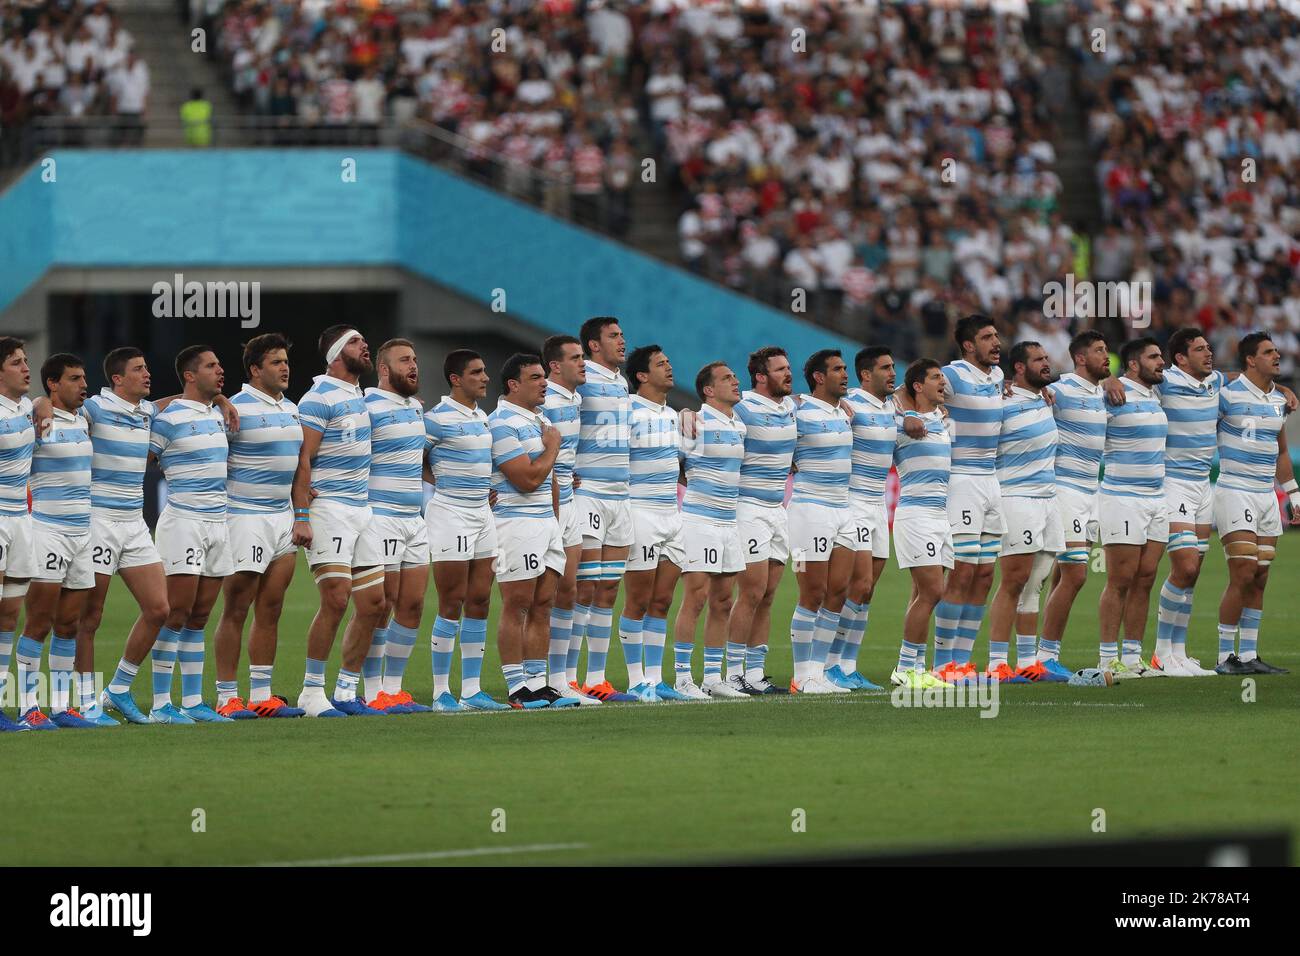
left=954, top=604, right=984, bottom=665
left=1156, top=580, right=1190, bottom=662
left=108, top=658, right=139, bottom=696
left=642, top=615, right=667, bottom=686
left=459, top=616, right=487, bottom=698
left=585, top=606, right=613, bottom=686
left=15, top=636, right=41, bottom=713
left=303, top=657, right=327, bottom=699
left=0, top=629, right=14, bottom=685
left=790, top=605, right=816, bottom=682
left=1217, top=623, right=1237, bottom=664
left=333, top=668, right=360, bottom=704
left=673, top=641, right=693, bottom=680
left=48, top=633, right=74, bottom=713
left=703, top=646, right=724, bottom=684
left=502, top=662, right=526, bottom=695
left=1171, top=587, right=1194, bottom=658
left=77, top=671, right=98, bottom=711
left=249, top=664, right=273, bottom=703
left=216, top=680, right=238, bottom=708
left=381, top=621, right=417, bottom=695
left=896, top=639, right=921, bottom=672
left=524, top=659, right=546, bottom=692
left=1036, top=637, right=1061, bottom=663
left=363, top=624, right=388, bottom=701
left=1121, top=637, right=1142, bottom=665
left=619, top=615, right=644, bottom=688
left=151, top=625, right=181, bottom=708
left=811, top=607, right=838, bottom=670
left=839, top=601, right=868, bottom=674
left=987, top=639, right=1009, bottom=669
left=933, top=601, right=961, bottom=668
left=179, top=627, right=206, bottom=709
left=725, top=640, right=745, bottom=680
left=1015, top=634, right=1036, bottom=669
left=431, top=616, right=458, bottom=697
left=568, top=604, right=589, bottom=686
left=1237, top=607, right=1262, bottom=662
left=1099, top=640, right=1119, bottom=667
left=744, top=643, right=768, bottom=684
left=548, top=608, right=572, bottom=689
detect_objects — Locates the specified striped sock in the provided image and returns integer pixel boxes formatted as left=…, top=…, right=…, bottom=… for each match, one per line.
left=381, top=621, right=417, bottom=695
left=811, top=607, right=839, bottom=668
left=502, top=662, right=526, bottom=695
left=839, top=601, right=868, bottom=673
left=1172, top=590, right=1194, bottom=657
left=215, top=679, right=238, bottom=707
left=1237, top=607, right=1262, bottom=662
left=1156, top=580, right=1187, bottom=661
left=249, top=663, right=273, bottom=703
left=1015, top=634, right=1036, bottom=669
left=619, top=615, right=644, bottom=688
left=77, top=671, right=97, bottom=711
left=151, top=626, right=180, bottom=708
left=585, top=607, right=613, bottom=686
left=954, top=604, right=984, bottom=664
left=703, top=646, right=723, bottom=682
left=912, top=641, right=927, bottom=672
left=642, top=616, right=667, bottom=686
left=548, top=608, right=573, bottom=688
left=303, top=657, right=327, bottom=696
left=0, top=629, right=14, bottom=683
left=431, top=616, right=458, bottom=697
left=933, top=601, right=961, bottom=668
left=790, top=605, right=816, bottom=681
left=988, top=640, right=1009, bottom=668
left=1099, top=641, right=1118, bottom=666
left=1217, top=623, right=1237, bottom=664
left=363, top=625, right=388, bottom=701
left=16, top=636, right=42, bottom=713
left=524, top=659, right=546, bottom=692
left=108, top=658, right=139, bottom=695
left=179, top=627, right=206, bottom=709
left=897, top=639, right=920, bottom=672
left=333, top=668, right=360, bottom=703
left=725, top=640, right=745, bottom=679
left=673, top=641, right=694, bottom=678
left=745, top=643, right=768, bottom=683
left=1121, top=638, right=1142, bottom=664
left=49, top=634, right=75, bottom=712
left=1036, top=637, right=1061, bottom=663
left=459, top=617, right=487, bottom=698
left=568, top=604, right=589, bottom=685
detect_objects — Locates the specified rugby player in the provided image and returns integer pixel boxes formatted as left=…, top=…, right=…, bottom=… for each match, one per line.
left=0, top=337, right=36, bottom=732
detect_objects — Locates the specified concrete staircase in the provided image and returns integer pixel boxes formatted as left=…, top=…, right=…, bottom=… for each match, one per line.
left=118, top=0, right=241, bottom=147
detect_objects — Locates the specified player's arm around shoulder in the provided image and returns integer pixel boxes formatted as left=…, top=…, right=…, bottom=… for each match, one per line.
left=291, top=425, right=324, bottom=547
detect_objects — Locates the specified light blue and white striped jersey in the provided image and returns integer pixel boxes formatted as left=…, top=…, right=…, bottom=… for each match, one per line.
left=297, top=375, right=371, bottom=507
left=733, top=390, right=795, bottom=507
left=1159, top=366, right=1225, bottom=483
left=1217, top=376, right=1287, bottom=494
left=1101, top=378, right=1168, bottom=499
left=81, top=388, right=156, bottom=519
left=543, top=380, right=581, bottom=506
left=893, top=409, right=951, bottom=511
left=575, top=360, right=630, bottom=501
left=681, top=403, right=746, bottom=522
left=489, top=399, right=553, bottom=519
left=845, top=387, right=897, bottom=505
left=997, top=386, right=1057, bottom=498
left=941, top=360, right=1004, bottom=476
left=1046, top=373, right=1106, bottom=496
left=30, top=407, right=91, bottom=532
left=150, top=399, right=228, bottom=518
left=0, top=393, right=34, bottom=518
left=424, top=395, right=493, bottom=510
left=364, top=388, right=425, bottom=519
left=628, top=393, right=681, bottom=509
left=227, top=385, right=301, bottom=517
left=790, top=395, right=852, bottom=508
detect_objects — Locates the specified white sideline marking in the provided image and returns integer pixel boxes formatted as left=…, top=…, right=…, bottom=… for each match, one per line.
left=254, top=842, right=589, bottom=867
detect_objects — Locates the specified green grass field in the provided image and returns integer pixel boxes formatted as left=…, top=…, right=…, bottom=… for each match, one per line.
left=6, top=534, right=1299, bottom=866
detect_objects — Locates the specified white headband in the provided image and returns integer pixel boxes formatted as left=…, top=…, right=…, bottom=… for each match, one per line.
left=325, top=330, right=361, bottom=366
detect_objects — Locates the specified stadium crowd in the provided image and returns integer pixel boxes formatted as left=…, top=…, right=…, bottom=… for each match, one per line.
left=0, top=0, right=150, bottom=161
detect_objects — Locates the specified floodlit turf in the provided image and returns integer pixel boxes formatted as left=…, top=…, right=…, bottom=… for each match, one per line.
left=5, top=534, right=1298, bottom=866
